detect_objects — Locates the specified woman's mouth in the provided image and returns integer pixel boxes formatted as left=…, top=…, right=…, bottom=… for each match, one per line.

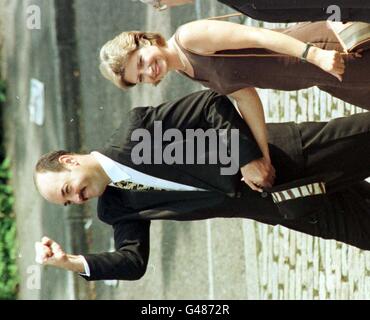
left=79, top=187, right=88, bottom=202
left=156, top=61, right=160, bottom=78
left=152, top=60, right=160, bottom=80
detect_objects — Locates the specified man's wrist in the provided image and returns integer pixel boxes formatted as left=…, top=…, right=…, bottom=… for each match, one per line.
left=62, top=255, right=85, bottom=273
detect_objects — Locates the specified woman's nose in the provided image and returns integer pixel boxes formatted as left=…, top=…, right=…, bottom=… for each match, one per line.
left=144, top=67, right=151, bottom=77
left=72, top=192, right=84, bottom=204
left=143, top=64, right=155, bottom=80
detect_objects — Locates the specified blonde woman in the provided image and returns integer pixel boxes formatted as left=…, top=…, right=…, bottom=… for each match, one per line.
left=99, top=20, right=369, bottom=190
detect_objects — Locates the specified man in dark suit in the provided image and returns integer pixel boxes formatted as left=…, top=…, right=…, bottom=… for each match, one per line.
left=218, top=0, right=370, bottom=22
left=33, top=90, right=370, bottom=281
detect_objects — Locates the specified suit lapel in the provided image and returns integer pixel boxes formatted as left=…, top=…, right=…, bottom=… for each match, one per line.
left=99, top=103, right=239, bottom=196
left=100, top=146, right=231, bottom=194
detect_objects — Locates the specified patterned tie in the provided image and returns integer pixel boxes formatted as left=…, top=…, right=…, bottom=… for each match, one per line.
left=112, top=180, right=168, bottom=191
left=271, top=182, right=326, bottom=203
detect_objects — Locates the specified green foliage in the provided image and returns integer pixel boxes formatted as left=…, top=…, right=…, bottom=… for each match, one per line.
left=0, top=158, right=18, bottom=300
left=0, top=79, right=18, bottom=300
left=0, top=81, right=5, bottom=104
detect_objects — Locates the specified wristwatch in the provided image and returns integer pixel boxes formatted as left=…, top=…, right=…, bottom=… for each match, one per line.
left=301, top=43, right=314, bottom=62
left=139, top=0, right=168, bottom=10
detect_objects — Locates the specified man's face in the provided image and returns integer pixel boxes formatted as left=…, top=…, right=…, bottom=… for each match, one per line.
left=36, top=156, right=107, bottom=206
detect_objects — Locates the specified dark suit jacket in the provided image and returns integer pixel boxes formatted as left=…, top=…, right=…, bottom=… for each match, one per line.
left=81, top=92, right=370, bottom=280
left=82, top=90, right=317, bottom=281
left=218, top=0, right=370, bottom=22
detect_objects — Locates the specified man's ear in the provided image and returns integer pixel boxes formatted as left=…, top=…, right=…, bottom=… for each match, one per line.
left=58, top=155, right=80, bottom=168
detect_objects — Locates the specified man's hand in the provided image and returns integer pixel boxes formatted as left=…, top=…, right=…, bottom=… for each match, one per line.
left=241, top=158, right=276, bottom=192
left=35, top=237, right=85, bottom=273
left=35, top=237, right=68, bottom=267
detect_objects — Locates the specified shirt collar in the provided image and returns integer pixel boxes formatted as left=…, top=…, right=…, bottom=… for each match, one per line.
left=91, top=151, right=131, bottom=183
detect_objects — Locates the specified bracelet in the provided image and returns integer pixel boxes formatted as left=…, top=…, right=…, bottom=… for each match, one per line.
left=301, top=43, right=314, bottom=62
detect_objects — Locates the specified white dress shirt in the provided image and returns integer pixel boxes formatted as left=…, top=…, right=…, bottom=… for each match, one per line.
left=80, top=151, right=206, bottom=277
left=91, top=151, right=205, bottom=191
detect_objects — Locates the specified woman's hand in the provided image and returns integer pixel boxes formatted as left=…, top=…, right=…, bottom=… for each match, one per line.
left=309, top=47, right=345, bottom=81
left=230, top=88, right=275, bottom=192
left=241, top=157, right=276, bottom=192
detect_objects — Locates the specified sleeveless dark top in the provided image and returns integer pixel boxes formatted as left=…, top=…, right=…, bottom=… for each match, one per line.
left=174, top=21, right=370, bottom=110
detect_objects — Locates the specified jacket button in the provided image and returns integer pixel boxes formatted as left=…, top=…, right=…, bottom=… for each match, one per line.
left=236, top=192, right=242, bottom=198
left=309, top=217, right=318, bottom=224
left=261, top=192, right=268, bottom=198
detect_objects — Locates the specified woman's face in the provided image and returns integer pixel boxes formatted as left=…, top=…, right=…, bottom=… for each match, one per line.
left=123, top=45, right=169, bottom=85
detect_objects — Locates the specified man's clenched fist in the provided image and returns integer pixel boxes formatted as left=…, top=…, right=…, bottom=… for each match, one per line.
left=35, top=237, right=67, bottom=267
left=35, top=237, right=85, bottom=273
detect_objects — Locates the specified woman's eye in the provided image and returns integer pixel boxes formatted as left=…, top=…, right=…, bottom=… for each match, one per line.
left=137, top=57, right=143, bottom=83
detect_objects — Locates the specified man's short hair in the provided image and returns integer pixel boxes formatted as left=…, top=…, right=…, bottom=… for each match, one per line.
left=35, top=150, right=74, bottom=174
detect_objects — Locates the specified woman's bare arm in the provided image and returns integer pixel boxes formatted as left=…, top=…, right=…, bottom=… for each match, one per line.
left=141, top=0, right=193, bottom=8
left=161, top=0, right=194, bottom=6
left=178, top=19, right=345, bottom=81
left=230, top=88, right=276, bottom=191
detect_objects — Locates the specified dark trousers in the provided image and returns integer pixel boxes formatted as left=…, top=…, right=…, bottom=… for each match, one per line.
left=281, top=181, right=370, bottom=250
left=290, top=112, right=370, bottom=249
left=299, top=112, right=370, bottom=190
left=232, top=112, right=370, bottom=250
left=218, top=0, right=370, bottom=23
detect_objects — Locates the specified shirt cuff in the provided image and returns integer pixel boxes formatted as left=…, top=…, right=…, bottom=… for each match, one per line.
left=79, top=255, right=91, bottom=277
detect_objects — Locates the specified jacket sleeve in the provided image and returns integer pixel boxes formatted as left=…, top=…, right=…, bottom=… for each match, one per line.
left=202, top=91, right=263, bottom=167
left=151, top=90, right=263, bottom=167
left=80, top=219, right=150, bottom=281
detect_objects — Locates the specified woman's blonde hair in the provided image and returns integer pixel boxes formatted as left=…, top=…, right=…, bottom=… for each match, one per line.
left=99, top=31, right=167, bottom=90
